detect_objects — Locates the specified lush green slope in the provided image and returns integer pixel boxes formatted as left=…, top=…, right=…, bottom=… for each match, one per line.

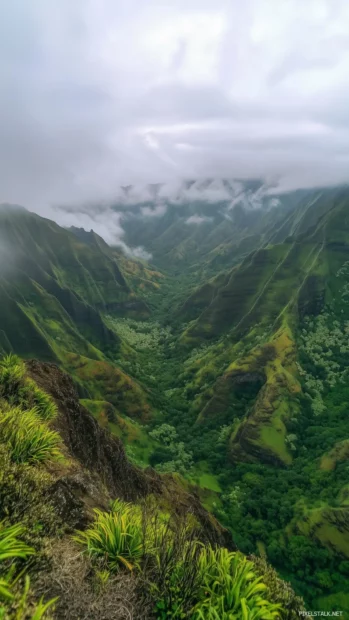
left=0, top=204, right=157, bottom=419
left=157, top=188, right=349, bottom=610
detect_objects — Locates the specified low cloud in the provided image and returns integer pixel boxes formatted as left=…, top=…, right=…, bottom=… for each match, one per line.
left=127, top=246, right=153, bottom=261
left=141, top=204, right=168, bottom=217
left=1, top=0, right=349, bottom=215
left=52, top=205, right=125, bottom=246
left=186, top=214, right=213, bottom=224
left=51, top=203, right=150, bottom=259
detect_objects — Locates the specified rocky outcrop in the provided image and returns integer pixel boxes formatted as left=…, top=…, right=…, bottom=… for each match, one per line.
left=27, top=359, right=162, bottom=501
left=27, top=360, right=232, bottom=547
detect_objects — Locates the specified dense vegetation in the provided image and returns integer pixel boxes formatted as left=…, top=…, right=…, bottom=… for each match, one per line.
left=104, top=313, right=349, bottom=611
left=100, top=190, right=349, bottom=613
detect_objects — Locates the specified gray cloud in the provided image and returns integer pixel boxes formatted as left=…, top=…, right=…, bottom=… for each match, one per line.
left=53, top=203, right=152, bottom=258
left=186, top=215, right=214, bottom=224
left=1, top=0, right=349, bottom=218
left=141, top=204, right=168, bottom=217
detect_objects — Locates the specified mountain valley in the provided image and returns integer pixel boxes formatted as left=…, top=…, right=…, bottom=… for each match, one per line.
left=1, top=183, right=349, bottom=615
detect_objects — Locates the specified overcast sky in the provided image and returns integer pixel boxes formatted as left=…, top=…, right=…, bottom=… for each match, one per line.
left=1, top=0, right=349, bottom=213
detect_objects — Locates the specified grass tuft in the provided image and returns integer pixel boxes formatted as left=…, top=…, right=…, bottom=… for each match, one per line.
left=73, top=500, right=143, bottom=572
left=0, top=522, right=35, bottom=602
left=193, top=547, right=282, bottom=619
left=73, top=502, right=286, bottom=619
left=0, top=522, right=34, bottom=563
left=0, top=406, right=63, bottom=465
left=24, top=379, right=58, bottom=422
left=0, top=354, right=25, bottom=401
left=0, top=521, right=57, bottom=616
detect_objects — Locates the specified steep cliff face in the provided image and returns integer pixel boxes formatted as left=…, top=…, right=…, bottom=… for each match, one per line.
left=26, top=359, right=231, bottom=546
left=27, top=359, right=161, bottom=500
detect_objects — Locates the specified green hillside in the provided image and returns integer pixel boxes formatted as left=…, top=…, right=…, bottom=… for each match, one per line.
left=110, top=187, right=349, bottom=611
left=164, top=189, right=349, bottom=610
left=0, top=205, right=156, bottom=419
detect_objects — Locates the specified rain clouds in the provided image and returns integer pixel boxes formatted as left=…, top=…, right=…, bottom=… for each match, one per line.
left=1, top=0, right=349, bottom=221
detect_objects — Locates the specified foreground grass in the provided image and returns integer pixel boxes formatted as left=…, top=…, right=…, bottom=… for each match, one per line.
left=0, top=522, right=57, bottom=618
left=73, top=498, right=303, bottom=619
left=0, top=354, right=62, bottom=618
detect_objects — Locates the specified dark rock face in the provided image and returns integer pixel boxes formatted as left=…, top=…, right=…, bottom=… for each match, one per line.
left=27, top=359, right=161, bottom=502
left=27, top=360, right=232, bottom=547
left=48, top=478, right=90, bottom=530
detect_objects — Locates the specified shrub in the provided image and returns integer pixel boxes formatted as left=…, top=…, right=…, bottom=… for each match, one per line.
left=0, top=354, right=25, bottom=401
left=251, top=555, right=305, bottom=619
left=22, top=380, right=58, bottom=422
left=73, top=500, right=143, bottom=572
left=73, top=502, right=285, bottom=619
left=149, top=446, right=174, bottom=467
left=193, top=547, right=282, bottom=620
left=0, top=354, right=57, bottom=422
left=143, top=519, right=282, bottom=619
left=71, top=497, right=288, bottom=620
left=146, top=518, right=203, bottom=619
left=149, top=424, right=178, bottom=445
left=0, top=406, right=63, bottom=465
left=0, top=444, right=58, bottom=540
left=149, top=425, right=194, bottom=474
